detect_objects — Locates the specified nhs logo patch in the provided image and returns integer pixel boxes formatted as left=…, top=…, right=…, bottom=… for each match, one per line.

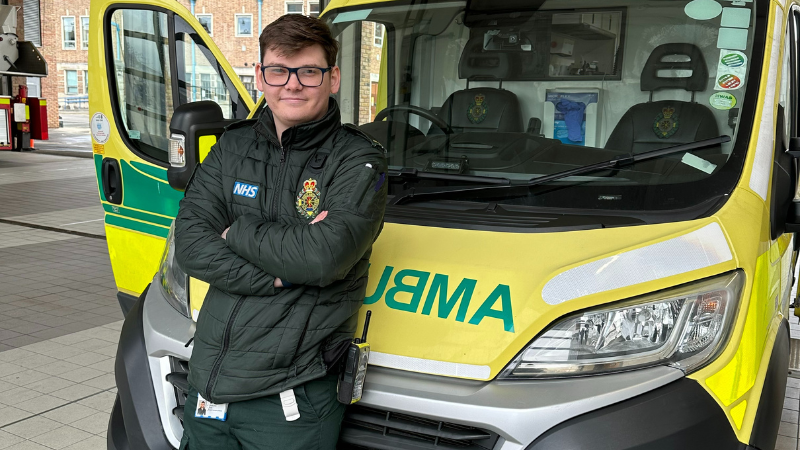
left=233, top=182, right=259, bottom=198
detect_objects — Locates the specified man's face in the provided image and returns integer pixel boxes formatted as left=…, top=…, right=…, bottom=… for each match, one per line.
left=256, top=44, right=340, bottom=132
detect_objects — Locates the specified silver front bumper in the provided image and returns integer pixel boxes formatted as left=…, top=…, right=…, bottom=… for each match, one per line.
left=140, top=276, right=684, bottom=449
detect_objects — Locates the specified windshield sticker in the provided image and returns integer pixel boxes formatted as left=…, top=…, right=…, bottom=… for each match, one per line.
left=710, top=92, right=737, bottom=110
left=717, top=27, right=748, bottom=50
left=684, top=0, right=722, bottom=20
left=715, top=50, right=747, bottom=90
left=721, top=7, right=751, bottom=28
left=92, top=143, right=104, bottom=155
left=332, top=9, right=371, bottom=23
left=90, top=112, right=111, bottom=144
left=681, top=153, right=718, bottom=174
left=128, top=130, right=140, bottom=140
left=653, top=106, right=679, bottom=139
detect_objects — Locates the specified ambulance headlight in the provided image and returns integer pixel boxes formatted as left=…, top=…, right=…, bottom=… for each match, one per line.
left=158, top=222, right=190, bottom=318
left=499, top=271, right=744, bottom=379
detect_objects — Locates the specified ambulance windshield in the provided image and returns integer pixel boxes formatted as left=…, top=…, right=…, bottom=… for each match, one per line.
left=326, top=0, right=764, bottom=220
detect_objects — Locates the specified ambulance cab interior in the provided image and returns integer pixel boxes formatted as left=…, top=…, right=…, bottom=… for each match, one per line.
left=328, top=0, right=756, bottom=222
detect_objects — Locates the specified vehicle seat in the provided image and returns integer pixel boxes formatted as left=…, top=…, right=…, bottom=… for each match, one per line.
left=605, top=43, right=720, bottom=154
left=437, top=37, right=524, bottom=133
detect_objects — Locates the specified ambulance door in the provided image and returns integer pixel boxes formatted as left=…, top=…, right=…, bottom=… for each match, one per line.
left=88, top=0, right=255, bottom=302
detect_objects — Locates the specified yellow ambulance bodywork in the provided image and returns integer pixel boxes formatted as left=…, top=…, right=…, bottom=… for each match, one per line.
left=92, top=0, right=796, bottom=446
left=88, top=0, right=254, bottom=298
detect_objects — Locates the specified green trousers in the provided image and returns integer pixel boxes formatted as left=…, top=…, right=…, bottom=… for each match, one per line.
left=179, top=372, right=347, bottom=450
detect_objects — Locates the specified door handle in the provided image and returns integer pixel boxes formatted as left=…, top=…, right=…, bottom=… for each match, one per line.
left=101, top=158, right=123, bottom=204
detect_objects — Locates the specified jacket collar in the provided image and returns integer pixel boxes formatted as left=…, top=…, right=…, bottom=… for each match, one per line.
left=254, top=97, right=341, bottom=150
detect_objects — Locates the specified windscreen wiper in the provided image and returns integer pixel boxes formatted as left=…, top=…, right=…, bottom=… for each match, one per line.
left=388, top=168, right=511, bottom=185
left=388, top=135, right=731, bottom=206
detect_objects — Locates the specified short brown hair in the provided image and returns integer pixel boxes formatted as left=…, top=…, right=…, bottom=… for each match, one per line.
left=259, top=15, right=339, bottom=66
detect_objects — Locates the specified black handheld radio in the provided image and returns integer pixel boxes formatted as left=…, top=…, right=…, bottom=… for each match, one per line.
left=337, top=311, right=372, bottom=404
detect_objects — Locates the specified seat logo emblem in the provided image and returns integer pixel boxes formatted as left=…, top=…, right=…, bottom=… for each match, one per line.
left=233, top=182, right=258, bottom=198
left=296, top=178, right=321, bottom=219
left=653, top=106, right=679, bottom=139
left=467, top=94, right=487, bottom=124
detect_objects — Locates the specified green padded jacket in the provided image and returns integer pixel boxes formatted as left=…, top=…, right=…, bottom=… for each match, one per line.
left=174, top=98, right=387, bottom=403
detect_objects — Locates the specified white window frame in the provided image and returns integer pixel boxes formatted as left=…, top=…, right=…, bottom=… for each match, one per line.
left=62, top=16, right=76, bottom=50
left=285, top=1, right=304, bottom=15
left=80, top=16, right=89, bottom=50
left=307, top=1, right=320, bottom=17
left=234, top=14, right=253, bottom=37
left=374, top=23, right=384, bottom=47
left=65, top=70, right=78, bottom=94
left=196, top=14, right=213, bottom=36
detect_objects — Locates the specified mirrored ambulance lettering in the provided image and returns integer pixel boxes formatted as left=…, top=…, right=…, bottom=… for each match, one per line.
left=365, top=266, right=515, bottom=332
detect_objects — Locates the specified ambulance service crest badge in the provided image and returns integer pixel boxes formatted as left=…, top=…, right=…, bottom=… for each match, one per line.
left=467, top=94, right=487, bottom=124
left=653, top=106, right=679, bottom=139
left=296, top=178, right=321, bottom=219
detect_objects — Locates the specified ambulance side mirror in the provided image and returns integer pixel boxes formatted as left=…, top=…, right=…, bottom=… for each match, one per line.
left=784, top=137, right=800, bottom=232
left=167, top=101, right=231, bottom=191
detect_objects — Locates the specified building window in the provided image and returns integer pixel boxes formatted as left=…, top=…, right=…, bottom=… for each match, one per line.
left=285, top=2, right=303, bottom=14
left=239, top=74, right=257, bottom=101
left=217, top=79, right=226, bottom=102
left=83, top=70, right=88, bottom=94
left=200, top=73, right=212, bottom=100
left=65, top=70, right=78, bottom=94
left=308, top=2, right=319, bottom=17
left=374, top=23, right=384, bottom=47
left=62, top=17, right=76, bottom=50
left=197, top=14, right=212, bottom=35
left=80, top=17, right=89, bottom=50
left=235, top=14, right=252, bottom=37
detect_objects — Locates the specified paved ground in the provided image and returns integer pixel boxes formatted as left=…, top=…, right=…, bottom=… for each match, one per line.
left=0, top=151, right=118, bottom=449
left=33, top=111, right=92, bottom=156
left=0, top=150, right=799, bottom=449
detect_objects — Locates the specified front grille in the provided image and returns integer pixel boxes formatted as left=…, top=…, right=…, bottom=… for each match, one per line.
left=338, top=405, right=500, bottom=450
left=166, top=357, right=190, bottom=423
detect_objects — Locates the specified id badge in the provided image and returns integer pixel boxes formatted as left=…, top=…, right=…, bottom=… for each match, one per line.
left=195, top=393, right=228, bottom=421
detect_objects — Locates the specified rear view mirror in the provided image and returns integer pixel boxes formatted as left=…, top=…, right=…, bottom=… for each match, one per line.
left=167, top=101, right=232, bottom=191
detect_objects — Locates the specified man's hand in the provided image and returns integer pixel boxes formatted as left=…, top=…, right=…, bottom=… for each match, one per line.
left=221, top=227, right=230, bottom=239
left=274, top=278, right=284, bottom=288
left=310, top=211, right=328, bottom=224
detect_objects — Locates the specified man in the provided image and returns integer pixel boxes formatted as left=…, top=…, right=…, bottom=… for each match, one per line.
left=174, top=14, right=387, bottom=450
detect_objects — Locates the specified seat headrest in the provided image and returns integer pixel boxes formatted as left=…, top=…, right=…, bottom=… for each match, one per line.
left=458, top=36, right=513, bottom=80
left=439, top=88, right=523, bottom=133
left=641, top=43, right=708, bottom=92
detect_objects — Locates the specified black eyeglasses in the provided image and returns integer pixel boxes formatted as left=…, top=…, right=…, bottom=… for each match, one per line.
left=259, top=65, right=333, bottom=87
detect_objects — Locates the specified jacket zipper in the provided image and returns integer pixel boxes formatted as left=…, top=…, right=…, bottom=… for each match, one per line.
left=205, top=297, right=247, bottom=398
left=270, top=145, right=290, bottom=221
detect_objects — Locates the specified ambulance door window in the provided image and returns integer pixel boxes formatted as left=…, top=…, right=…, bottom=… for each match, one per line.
left=107, top=9, right=174, bottom=163
left=174, top=16, right=249, bottom=120
left=335, top=21, right=386, bottom=126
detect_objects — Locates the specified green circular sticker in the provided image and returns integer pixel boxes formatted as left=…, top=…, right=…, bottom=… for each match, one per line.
left=710, top=92, right=737, bottom=110
left=721, top=53, right=745, bottom=68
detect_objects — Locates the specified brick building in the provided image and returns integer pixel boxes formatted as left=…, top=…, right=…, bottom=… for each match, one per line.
left=35, top=0, right=320, bottom=128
